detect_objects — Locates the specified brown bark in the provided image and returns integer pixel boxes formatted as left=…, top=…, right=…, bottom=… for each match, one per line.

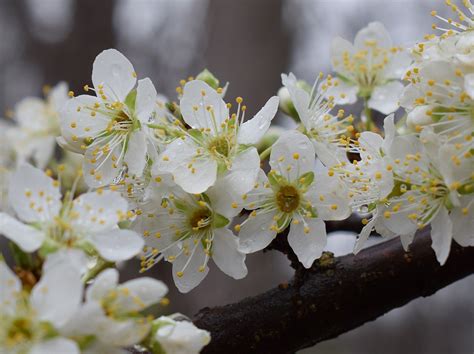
left=192, top=230, right=474, bottom=353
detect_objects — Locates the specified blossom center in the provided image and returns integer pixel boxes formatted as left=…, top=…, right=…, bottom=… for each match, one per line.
left=6, top=318, right=34, bottom=347
left=276, top=185, right=300, bottom=213
left=189, top=208, right=212, bottom=231
left=208, top=136, right=231, bottom=158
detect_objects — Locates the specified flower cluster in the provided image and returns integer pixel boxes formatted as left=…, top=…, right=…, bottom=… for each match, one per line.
left=0, top=2, right=473, bottom=353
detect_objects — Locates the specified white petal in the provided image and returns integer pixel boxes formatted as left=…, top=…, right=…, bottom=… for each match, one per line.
left=172, top=243, right=209, bottom=293
left=0, top=261, right=21, bottom=315
left=353, top=217, right=377, bottom=254
left=32, top=137, right=56, bottom=169
left=269, top=130, right=315, bottom=181
left=0, top=212, right=45, bottom=252
left=281, top=73, right=311, bottom=126
left=212, top=228, right=248, bottom=279
left=237, top=96, right=279, bottom=145
left=31, top=264, right=83, bottom=328
left=92, top=49, right=136, bottom=102
left=354, top=21, right=392, bottom=50
left=180, top=80, right=228, bottom=131
left=49, top=81, right=69, bottom=110
left=464, top=73, right=474, bottom=99
left=288, top=218, right=327, bottom=268
left=381, top=114, right=395, bottom=154
left=400, top=232, right=416, bottom=251
left=331, top=37, right=354, bottom=75
left=86, top=268, right=119, bottom=302
left=43, top=249, right=89, bottom=276
left=358, top=131, right=384, bottom=158
left=238, top=210, right=277, bottom=253
left=59, top=95, right=109, bottom=152
left=157, top=137, right=217, bottom=194
left=115, top=277, right=168, bottom=313
left=383, top=50, right=412, bottom=80
left=206, top=148, right=260, bottom=218
left=155, top=317, right=210, bottom=354
left=124, top=130, right=147, bottom=176
left=368, top=81, right=404, bottom=114
left=15, top=97, right=45, bottom=128
left=308, top=174, right=351, bottom=221
left=135, top=78, right=157, bottom=123
left=30, top=337, right=79, bottom=354
left=60, top=301, right=105, bottom=336
left=71, top=190, right=128, bottom=233
left=430, top=207, right=453, bottom=265
left=321, top=78, right=358, bottom=105
left=90, top=229, right=144, bottom=262
left=83, top=138, right=124, bottom=188
left=96, top=317, right=150, bottom=347
left=451, top=203, right=474, bottom=247
left=9, top=164, right=61, bottom=223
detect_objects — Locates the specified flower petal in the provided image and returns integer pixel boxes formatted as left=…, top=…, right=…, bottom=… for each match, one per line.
left=135, top=78, right=157, bottom=123
left=90, top=229, right=144, bottom=262
left=354, top=21, right=392, bottom=50
left=281, top=73, right=311, bottom=126
left=212, top=228, right=248, bottom=279
left=0, top=212, right=45, bottom=252
left=71, top=190, right=128, bottom=233
left=288, top=217, right=327, bottom=268
left=0, top=261, right=21, bottom=315
left=9, top=164, right=61, bottom=223
left=430, top=207, right=453, bottom=265
left=180, top=80, right=228, bottom=131
left=124, top=130, right=147, bottom=177
left=31, top=264, right=83, bottom=327
left=86, top=268, right=119, bottom=302
left=115, top=277, right=168, bottom=313
left=237, top=96, right=279, bottom=145
left=238, top=210, right=277, bottom=253
left=157, top=137, right=217, bottom=194
left=43, top=249, right=89, bottom=276
left=269, top=130, right=315, bottom=182
left=206, top=148, right=260, bottom=218
left=30, top=338, right=80, bottom=354
left=92, top=49, right=136, bottom=102
left=172, top=242, right=209, bottom=293
left=368, top=81, right=404, bottom=114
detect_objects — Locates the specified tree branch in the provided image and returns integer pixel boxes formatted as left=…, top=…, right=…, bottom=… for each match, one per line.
left=192, top=231, right=474, bottom=353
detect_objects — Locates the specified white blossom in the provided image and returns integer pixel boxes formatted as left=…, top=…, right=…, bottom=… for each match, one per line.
left=156, top=80, right=279, bottom=194
left=0, top=261, right=82, bottom=354
left=152, top=316, right=210, bottom=354
left=135, top=168, right=248, bottom=293
left=281, top=72, right=354, bottom=166
left=7, top=83, right=68, bottom=169
left=379, top=133, right=473, bottom=264
left=0, top=164, right=143, bottom=261
left=59, top=49, right=158, bottom=187
left=327, top=22, right=411, bottom=114
left=62, top=268, right=168, bottom=349
left=236, top=131, right=350, bottom=268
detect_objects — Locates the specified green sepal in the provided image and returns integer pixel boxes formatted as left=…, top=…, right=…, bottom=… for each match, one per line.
left=125, top=89, right=137, bottom=111
left=213, top=213, right=230, bottom=228
left=268, top=170, right=286, bottom=188
left=188, top=129, right=204, bottom=143
left=196, top=69, right=220, bottom=90
left=297, top=171, right=314, bottom=190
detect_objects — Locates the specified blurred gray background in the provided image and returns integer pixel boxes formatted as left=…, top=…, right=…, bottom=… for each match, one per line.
left=0, top=0, right=472, bottom=353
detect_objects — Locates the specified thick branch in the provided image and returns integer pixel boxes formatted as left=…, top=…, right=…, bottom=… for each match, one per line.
left=193, top=231, right=474, bottom=353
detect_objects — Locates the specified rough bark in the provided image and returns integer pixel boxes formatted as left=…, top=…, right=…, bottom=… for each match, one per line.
left=192, top=230, right=474, bottom=353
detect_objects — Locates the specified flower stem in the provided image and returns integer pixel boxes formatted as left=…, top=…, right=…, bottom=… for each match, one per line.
left=259, top=145, right=273, bottom=160
left=362, top=99, right=375, bottom=131
left=82, top=258, right=114, bottom=283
